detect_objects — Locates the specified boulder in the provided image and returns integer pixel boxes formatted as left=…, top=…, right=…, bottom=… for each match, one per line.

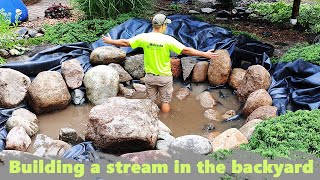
left=237, top=65, right=271, bottom=102
left=6, top=126, right=31, bottom=152
left=170, top=135, right=212, bottom=155
left=59, top=127, right=84, bottom=145
left=0, top=49, right=9, bottom=58
left=175, top=87, right=190, bottom=100
left=158, top=121, right=172, bottom=134
left=170, top=58, right=182, bottom=78
left=203, top=132, right=221, bottom=141
left=27, top=71, right=71, bottom=114
left=228, top=68, right=246, bottom=90
left=61, top=59, right=84, bottom=89
left=192, top=61, right=209, bottom=83
left=120, top=150, right=172, bottom=164
left=124, top=54, right=145, bottom=79
left=90, top=46, right=126, bottom=65
left=239, top=119, right=263, bottom=140
left=119, top=84, right=135, bottom=97
left=133, top=83, right=146, bottom=93
left=243, top=89, right=272, bottom=117
left=204, top=109, right=218, bottom=121
left=33, top=134, right=71, bottom=157
left=71, top=89, right=85, bottom=105
left=6, top=108, right=38, bottom=137
left=196, top=91, right=217, bottom=108
left=109, top=63, right=133, bottom=83
left=28, top=29, right=38, bottom=38
left=221, top=110, right=236, bottom=120
left=181, top=57, right=197, bottom=81
left=156, top=131, right=175, bottom=151
left=85, top=97, right=159, bottom=153
left=83, top=65, right=119, bottom=105
left=0, top=68, right=31, bottom=108
left=210, top=128, right=248, bottom=152
left=246, top=106, right=277, bottom=123
left=208, top=49, right=232, bottom=86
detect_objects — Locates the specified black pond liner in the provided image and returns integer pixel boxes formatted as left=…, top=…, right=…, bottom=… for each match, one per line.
left=0, top=15, right=319, bottom=154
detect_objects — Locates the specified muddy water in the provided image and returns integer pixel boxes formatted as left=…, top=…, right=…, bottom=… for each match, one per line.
left=33, top=81, right=244, bottom=147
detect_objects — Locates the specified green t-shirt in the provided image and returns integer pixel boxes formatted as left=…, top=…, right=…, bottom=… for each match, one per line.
left=129, top=32, right=186, bottom=76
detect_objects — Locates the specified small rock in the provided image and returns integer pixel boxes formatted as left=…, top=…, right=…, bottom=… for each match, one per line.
left=133, top=83, right=146, bottom=93
left=196, top=91, right=217, bottom=108
left=170, top=135, right=212, bottom=155
left=210, top=128, right=248, bottom=152
left=203, top=132, right=221, bottom=141
left=33, top=134, right=71, bottom=157
left=208, top=49, right=232, bottom=86
left=158, top=121, right=172, bottom=134
left=119, top=84, right=135, bottom=97
left=124, top=54, right=145, bottom=79
left=36, top=27, right=45, bottom=34
left=24, top=34, right=30, bottom=39
left=28, top=29, right=38, bottom=38
left=61, top=59, right=84, bottom=89
left=228, top=68, right=246, bottom=90
left=192, top=61, right=209, bottom=83
left=243, top=89, right=272, bottom=117
left=9, top=49, right=21, bottom=56
left=59, top=128, right=84, bottom=145
left=156, top=131, right=175, bottom=151
left=237, top=65, right=271, bottom=102
left=6, top=126, right=31, bottom=152
left=204, top=109, right=218, bottom=121
left=170, top=58, right=182, bottom=78
left=181, top=57, right=197, bottom=81
left=90, top=46, right=126, bottom=65
left=201, top=8, right=215, bottom=13
left=239, top=119, right=263, bottom=140
left=246, top=106, right=277, bottom=123
left=35, top=33, right=44, bottom=37
left=83, top=65, right=119, bottom=105
left=0, top=49, right=9, bottom=58
left=71, top=89, right=85, bottom=105
left=189, top=10, right=200, bottom=14
left=109, top=63, right=133, bottom=83
left=221, top=110, right=236, bottom=120
left=16, top=27, right=28, bottom=37
left=44, top=140, right=71, bottom=157
left=175, top=87, right=190, bottom=100
left=6, top=108, right=38, bottom=137
left=120, top=150, right=172, bottom=164
left=202, top=123, right=215, bottom=132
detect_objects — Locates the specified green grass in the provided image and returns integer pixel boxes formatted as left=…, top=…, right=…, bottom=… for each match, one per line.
left=241, top=109, right=320, bottom=159
left=273, top=43, right=320, bottom=65
left=0, top=57, right=5, bottom=65
left=232, top=30, right=261, bottom=41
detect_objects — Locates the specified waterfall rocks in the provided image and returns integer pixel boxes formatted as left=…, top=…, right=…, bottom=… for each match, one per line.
left=239, top=119, right=263, bottom=140
left=124, top=54, right=145, bottom=79
left=169, top=135, right=213, bottom=155
left=228, top=68, right=246, bottom=90
left=181, top=57, right=197, bottom=81
left=108, top=63, right=133, bottom=83
left=196, top=91, right=217, bottom=108
left=175, top=87, right=190, bottom=100
left=90, top=46, right=126, bottom=65
left=61, top=59, right=84, bottom=89
left=120, top=150, right=172, bottom=163
left=192, top=61, right=209, bottom=83
left=243, top=89, right=273, bottom=117
left=246, top=106, right=278, bottom=123
left=6, top=126, right=31, bottom=152
left=170, top=58, right=182, bottom=78
left=210, top=128, right=248, bottom=152
left=208, top=49, right=232, bottom=86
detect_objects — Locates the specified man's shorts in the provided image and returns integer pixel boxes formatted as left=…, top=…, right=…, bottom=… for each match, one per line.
left=144, top=73, right=173, bottom=103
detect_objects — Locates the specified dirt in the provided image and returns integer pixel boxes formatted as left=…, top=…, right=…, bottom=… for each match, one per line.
left=23, top=0, right=42, bottom=6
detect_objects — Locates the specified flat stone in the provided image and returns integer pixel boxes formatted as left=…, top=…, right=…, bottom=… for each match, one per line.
left=61, top=59, right=84, bottom=89
left=204, top=109, right=218, bottom=121
left=175, top=87, right=190, bottom=100
left=90, top=46, right=126, bottom=65
left=170, top=135, right=212, bottom=155
left=201, top=8, right=215, bottom=13
left=210, top=128, right=248, bottom=152
left=181, top=57, right=197, bottom=81
left=196, top=91, right=217, bottom=108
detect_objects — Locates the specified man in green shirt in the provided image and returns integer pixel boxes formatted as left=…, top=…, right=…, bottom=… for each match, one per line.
left=102, top=14, right=218, bottom=113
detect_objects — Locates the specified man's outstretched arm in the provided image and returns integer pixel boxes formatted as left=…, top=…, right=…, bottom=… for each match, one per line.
left=102, top=35, right=130, bottom=47
left=182, top=47, right=219, bottom=59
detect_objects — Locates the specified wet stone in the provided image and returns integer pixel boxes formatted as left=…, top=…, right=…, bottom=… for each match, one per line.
left=124, top=54, right=145, bottom=79
left=204, top=109, right=218, bottom=121
left=71, top=89, right=85, bottom=105
left=181, top=57, right=197, bottom=81
left=59, top=127, right=84, bottom=145
left=175, top=87, right=190, bottom=100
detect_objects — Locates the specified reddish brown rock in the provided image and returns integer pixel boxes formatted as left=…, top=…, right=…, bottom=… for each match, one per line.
left=203, top=132, right=221, bottom=141
left=196, top=91, right=217, bottom=108
left=175, top=87, right=190, bottom=100
left=237, top=65, right=271, bottom=102
left=61, top=59, right=84, bottom=89
left=210, top=128, right=248, bottom=152
left=192, top=61, right=209, bottom=83
left=27, top=71, right=71, bottom=114
left=204, top=109, right=219, bottom=121
left=120, top=150, right=172, bottom=164
left=170, top=58, right=182, bottom=78
left=243, top=89, right=272, bottom=117
left=246, top=106, right=278, bottom=123
left=228, top=68, right=246, bottom=90
left=239, top=119, right=263, bottom=140
left=208, top=49, right=232, bottom=86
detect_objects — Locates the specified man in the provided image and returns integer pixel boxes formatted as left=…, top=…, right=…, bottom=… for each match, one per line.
left=102, top=14, right=218, bottom=113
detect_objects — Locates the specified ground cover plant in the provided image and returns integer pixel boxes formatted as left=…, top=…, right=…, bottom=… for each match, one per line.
left=241, top=109, right=320, bottom=159
left=273, top=43, right=320, bottom=65
left=0, top=9, right=18, bottom=50
left=249, top=1, right=320, bottom=33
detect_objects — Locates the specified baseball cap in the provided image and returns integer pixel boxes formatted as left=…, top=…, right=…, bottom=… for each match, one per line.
left=152, top=14, right=171, bottom=26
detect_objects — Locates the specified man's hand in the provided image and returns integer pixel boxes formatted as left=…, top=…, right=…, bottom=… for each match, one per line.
left=204, top=50, right=219, bottom=60
left=102, top=33, right=112, bottom=44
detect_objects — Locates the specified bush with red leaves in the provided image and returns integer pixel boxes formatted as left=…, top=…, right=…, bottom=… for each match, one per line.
left=45, top=3, right=71, bottom=19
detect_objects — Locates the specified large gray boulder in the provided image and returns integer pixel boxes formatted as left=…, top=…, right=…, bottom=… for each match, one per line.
left=0, top=68, right=31, bottom=108
left=27, top=71, right=71, bottom=114
left=170, top=135, right=212, bottom=155
left=208, top=49, right=232, bottom=86
left=90, top=46, right=126, bottom=65
left=61, top=59, right=84, bottom=89
left=83, top=65, right=119, bottom=105
left=6, top=108, right=38, bottom=137
left=85, top=97, right=159, bottom=153
left=181, top=57, right=197, bottom=81
left=237, top=65, right=271, bottom=102
left=108, top=63, right=132, bottom=83
left=124, top=54, right=145, bottom=79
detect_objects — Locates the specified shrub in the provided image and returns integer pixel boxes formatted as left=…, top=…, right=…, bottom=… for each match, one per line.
left=273, top=43, right=320, bottom=65
left=43, top=13, right=132, bottom=44
left=0, top=57, right=5, bottom=64
left=0, top=9, right=17, bottom=49
left=72, top=0, right=153, bottom=19
left=249, top=1, right=320, bottom=33
left=241, top=110, right=320, bottom=158
left=45, top=3, right=72, bottom=19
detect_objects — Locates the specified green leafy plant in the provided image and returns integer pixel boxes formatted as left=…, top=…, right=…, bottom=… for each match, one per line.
left=169, top=4, right=183, bottom=12
left=232, top=30, right=261, bottom=41
left=0, top=9, right=18, bottom=49
left=0, top=57, right=5, bottom=64
left=241, top=110, right=320, bottom=159
left=43, top=13, right=132, bottom=44
left=71, top=0, right=153, bottom=19
left=208, top=150, right=233, bottom=160
left=45, top=3, right=71, bottom=19
left=273, top=43, right=320, bottom=65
